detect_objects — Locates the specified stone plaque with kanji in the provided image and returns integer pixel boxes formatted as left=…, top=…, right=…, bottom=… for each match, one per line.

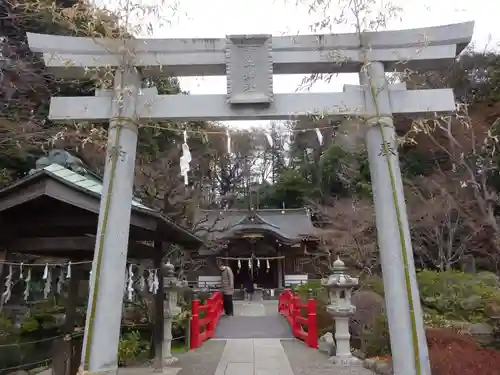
left=226, top=35, right=273, bottom=104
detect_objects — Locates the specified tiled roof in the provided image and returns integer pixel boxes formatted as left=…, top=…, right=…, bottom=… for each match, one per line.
left=194, top=208, right=317, bottom=243
left=0, top=163, right=203, bottom=248
left=42, top=163, right=152, bottom=211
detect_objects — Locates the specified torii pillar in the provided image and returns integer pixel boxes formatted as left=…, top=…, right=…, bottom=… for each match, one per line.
left=361, top=62, right=431, bottom=375
left=80, top=66, right=142, bottom=373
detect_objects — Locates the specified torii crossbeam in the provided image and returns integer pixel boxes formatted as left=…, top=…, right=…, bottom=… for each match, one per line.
left=48, top=83, right=454, bottom=122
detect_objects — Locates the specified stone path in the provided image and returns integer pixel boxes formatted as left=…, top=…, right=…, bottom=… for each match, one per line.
left=214, top=339, right=294, bottom=375
left=213, top=300, right=293, bottom=339
left=176, top=340, right=227, bottom=375
left=281, top=339, right=376, bottom=375
left=214, top=315, right=294, bottom=339
left=39, top=300, right=374, bottom=375
left=175, top=339, right=375, bottom=375
left=121, top=299, right=374, bottom=375
left=180, top=300, right=374, bottom=375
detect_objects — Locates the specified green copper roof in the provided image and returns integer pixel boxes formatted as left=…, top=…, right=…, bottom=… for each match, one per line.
left=43, top=163, right=152, bottom=211
left=0, top=162, right=203, bottom=249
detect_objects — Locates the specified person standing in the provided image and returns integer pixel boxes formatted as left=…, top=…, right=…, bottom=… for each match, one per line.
left=219, top=264, right=234, bottom=316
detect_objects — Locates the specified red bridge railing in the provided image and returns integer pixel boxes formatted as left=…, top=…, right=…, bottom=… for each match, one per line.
left=278, top=289, right=318, bottom=349
left=190, top=291, right=223, bottom=349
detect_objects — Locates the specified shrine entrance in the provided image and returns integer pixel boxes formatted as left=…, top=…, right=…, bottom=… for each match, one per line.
left=28, top=21, right=474, bottom=375
left=230, top=257, right=280, bottom=289
left=197, top=208, right=318, bottom=292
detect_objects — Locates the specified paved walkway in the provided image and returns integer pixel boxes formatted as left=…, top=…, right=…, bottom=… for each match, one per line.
left=214, top=339, right=294, bottom=375
left=39, top=300, right=375, bottom=375
left=175, top=339, right=375, bottom=375
left=173, top=300, right=375, bottom=375
left=214, top=300, right=293, bottom=339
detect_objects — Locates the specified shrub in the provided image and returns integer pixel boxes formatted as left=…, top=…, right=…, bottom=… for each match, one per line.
left=427, top=328, right=500, bottom=375
left=117, top=330, right=150, bottom=366
left=294, top=280, right=323, bottom=297
left=19, top=316, right=39, bottom=333
left=172, top=308, right=190, bottom=342
left=28, top=301, right=65, bottom=329
left=361, top=313, right=391, bottom=357
left=423, top=310, right=461, bottom=329
left=474, top=271, right=500, bottom=288
left=0, top=313, right=14, bottom=339
left=315, top=299, right=334, bottom=336
left=417, top=270, right=500, bottom=323
left=361, top=271, right=500, bottom=322
left=351, top=290, right=385, bottom=346
left=362, top=271, right=500, bottom=323
left=360, top=274, right=385, bottom=297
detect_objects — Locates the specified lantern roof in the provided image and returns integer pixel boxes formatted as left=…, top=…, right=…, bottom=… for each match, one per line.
left=322, top=257, right=359, bottom=288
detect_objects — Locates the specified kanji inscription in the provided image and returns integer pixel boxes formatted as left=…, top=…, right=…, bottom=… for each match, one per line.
left=226, top=35, right=273, bottom=104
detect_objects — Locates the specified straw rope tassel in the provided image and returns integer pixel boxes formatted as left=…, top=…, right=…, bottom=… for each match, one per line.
left=2, top=265, right=13, bottom=303
left=24, top=268, right=32, bottom=301
left=43, top=266, right=52, bottom=299
left=180, top=130, right=192, bottom=185
left=152, top=270, right=159, bottom=294
left=315, top=128, right=323, bottom=145
left=226, top=130, right=231, bottom=154
left=265, top=132, right=273, bottom=147
left=127, top=264, right=134, bottom=301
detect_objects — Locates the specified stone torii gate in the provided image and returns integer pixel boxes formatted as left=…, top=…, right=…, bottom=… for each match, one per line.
left=28, top=21, right=473, bottom=375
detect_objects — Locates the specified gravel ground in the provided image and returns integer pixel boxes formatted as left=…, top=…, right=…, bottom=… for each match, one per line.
left=281, top=340, right=376, bottom=375
left=176, top=340, right=226, bottom=375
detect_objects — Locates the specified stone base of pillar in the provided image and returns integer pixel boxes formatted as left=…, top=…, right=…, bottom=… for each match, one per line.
left=163, top=356, right=179, bottom=366
left=151, top=356, right=179, bottom=372
left=330, top=355, right=362, bottom=366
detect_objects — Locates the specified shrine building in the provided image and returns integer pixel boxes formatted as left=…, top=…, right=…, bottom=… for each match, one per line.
left=191, top=207, right=320, bottom=296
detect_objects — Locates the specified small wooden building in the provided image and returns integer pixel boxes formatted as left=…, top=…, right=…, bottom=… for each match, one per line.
left=0, top=152, right=202, bottom=374
left=0, top=162, right=201, bottom=260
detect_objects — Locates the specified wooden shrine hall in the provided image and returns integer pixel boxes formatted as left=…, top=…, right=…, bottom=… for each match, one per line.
left=0, top=152, right=201, bottom=259
left=192, top=207, right=320, bottom=295
left=0, top=150, right=202, bottom=375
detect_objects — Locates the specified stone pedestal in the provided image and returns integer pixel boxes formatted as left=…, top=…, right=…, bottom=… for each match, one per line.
left=332, top=315, right=351, bottom=357
left=162, top=303, right=178, bottom=366
left=161, top=262, right=184, bottom=367
left=322, top=257, right=361, bottom=366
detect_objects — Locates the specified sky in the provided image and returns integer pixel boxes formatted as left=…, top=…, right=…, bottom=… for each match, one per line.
left=125, top=0, right=499, bottom=130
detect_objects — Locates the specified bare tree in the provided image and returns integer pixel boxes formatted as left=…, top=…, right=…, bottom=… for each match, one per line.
left=313, top=198, right=378, bottom=275
left=406, top=178, right=476, bottom=271
left=409, top=109, right=500, bottom=266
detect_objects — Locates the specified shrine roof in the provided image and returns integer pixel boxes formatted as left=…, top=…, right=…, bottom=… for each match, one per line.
left=0, top=163, right=202, bottom=249
left=194, top=208, right=318, bottom=244
left=42, top=163, right=152, bottom=210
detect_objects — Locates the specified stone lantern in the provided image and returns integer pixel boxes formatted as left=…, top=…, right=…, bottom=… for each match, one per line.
left=321, top=256, right=360, bottom=366
left=162, top=261, right=185, bottom=365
